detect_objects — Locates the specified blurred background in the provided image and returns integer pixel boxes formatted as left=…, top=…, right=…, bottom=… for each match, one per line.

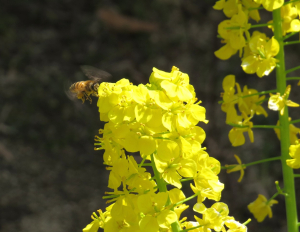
left=1, top=0, right=300, bottom=231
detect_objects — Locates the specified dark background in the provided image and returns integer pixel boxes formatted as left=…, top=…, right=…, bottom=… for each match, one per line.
left=1, top=0, right=300, bottom=231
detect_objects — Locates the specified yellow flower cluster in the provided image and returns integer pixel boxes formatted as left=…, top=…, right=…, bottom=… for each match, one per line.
left=213, top=0, right=300, bottom=78
left=221, top=74, right=268, bottom=146
left=268, top=3, right=300, bottom=36
left=83, top=67, right=246, bottom=232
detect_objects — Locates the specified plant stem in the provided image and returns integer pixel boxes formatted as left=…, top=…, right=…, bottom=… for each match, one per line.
left=221, top=156, right=281, bottom=170
left=284, top=41, right=300, bottom=46
left=150, top=153, right=181, bottom=232
left=286, top=77, right=300, bottom=81
left=250, top=23, right=273, bottom=28
left=286, top=65, right=300, bottom=75
left=290, top=119, right=300, bottom=124
left=273, top=8, right=298, bottom=232
left=245, top=156, right=282, bottom=167
left=227, top=123, right=281, bottom=129
left=266, top=191, right=280, bottom=205
left=283, top=32, right=298, bottom=40
left=218, top=89, right=277, bottom=104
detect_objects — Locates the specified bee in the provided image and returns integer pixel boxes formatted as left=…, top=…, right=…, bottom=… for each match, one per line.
left=69, top=65, right=112, bottom=103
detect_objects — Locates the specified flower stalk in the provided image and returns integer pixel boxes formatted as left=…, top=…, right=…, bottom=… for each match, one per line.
left=273, top=8, right=298, bottom=232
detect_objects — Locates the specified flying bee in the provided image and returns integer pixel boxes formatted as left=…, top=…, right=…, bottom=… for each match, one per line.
left=69, top=65, right=112, bottom=103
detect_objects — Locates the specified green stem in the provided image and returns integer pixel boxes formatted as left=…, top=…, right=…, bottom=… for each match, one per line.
left=252, top=125, right=280, bottom=129
left=141, top=163, right=152, bottom=166
left=250, top=23, right=273, bottom=28
left=256, top=98, right=269, bottom=105
left=180, top=177, right=194, bottom=182
left=218, top=89, right=276, bottom=104
left=286, top=77, right=300, bottom=81
left=273, top=8, right=298, bottom=232
left=150, top=153, right=181, bottom=232
left=245, top=157, right=281, bottom=168
left=227, top=123, right=281, bottom=129
left=221, top=156, right=281, bottom=170
left=266, top=192, right=280, bottom=205
left=290, top=119, right=300, bottom=124
left=151, top=154, right=167, bottom=192
left=284, top=41, right=300, bottom=46
left=225, top=23, right=272, bottom=30
left=173, top=192, right=200, bottom=207
left=286, top=65, right=300, bottom=75
left=138, top=155, right=148, bottom=168
left=241, top=89, right=277, bottom=98
left=283, top=32, right=298, bottom=41
left=294, top=174, right=300, bottom=178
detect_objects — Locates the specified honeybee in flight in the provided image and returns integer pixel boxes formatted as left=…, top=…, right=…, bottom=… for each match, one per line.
left=69, top=65, right=112, bottom=103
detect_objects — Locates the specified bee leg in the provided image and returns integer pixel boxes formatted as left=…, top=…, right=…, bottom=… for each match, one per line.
left=84, top=93, right=92, bottom=104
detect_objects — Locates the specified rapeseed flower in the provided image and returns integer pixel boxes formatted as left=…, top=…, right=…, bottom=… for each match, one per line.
left=85, top=67, right=240, bottom=231
left=286, top=143, right=300, bottom=169
left=225, top=154, right=246, bottom=182
left=274, top=118, right=300, bottom=145
left=216, top=5, right=251, bottom=59
left=268, top=85, right=299, bottom=115
left=241, top=34, right=279, bottom=77
left=253, top=0, right=283, bottom=11
left=268, top=3, right=300, bottom=36
left=248, top=194, right=278, bottom=222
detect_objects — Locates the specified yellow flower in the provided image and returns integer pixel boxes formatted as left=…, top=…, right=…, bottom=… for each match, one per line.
left=213, top=0, right=239, bottom=18
left=274, top=118, right=300, bottom=145
left=242, top=0, right=261, bottom=22
left=137, top=192, right=178, bottom=231
left=225, top=154, right=246, bottom=182
left=268, top=4, right=300, bottom=36
left=82, top=210, right=105, bottom=232
left=238, top=85, right=268, bottom=117
left=248, top=194, right=278, bottom=222
left=225, top=219, right=247, bottom=232
left=213, top=0, right=261, bottom=22
left=228, top=112, right=254, bottom=147
left=82, top=220, right=100, bottom=232
left=217, top=5, right=251, bottom=51
left=215, top=41, right=238, bottom=60
left=194, top=202, right=230, bottom=232
left=149, top=66, right=194, bottom=102
left=221, top=75, right=238, bottom=113
left=286, top=143, right=300, bottom=169
left=268, top=85, right=299, bottom=115
left=241, top=35, right=279, bottom=77
left=253, top=0, right=283, bottom=11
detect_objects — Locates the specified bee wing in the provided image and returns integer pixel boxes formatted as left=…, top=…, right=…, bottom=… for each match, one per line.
left=80, top=65, right=112, bottom=81
left=65, top=81, right=78, bottom=101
